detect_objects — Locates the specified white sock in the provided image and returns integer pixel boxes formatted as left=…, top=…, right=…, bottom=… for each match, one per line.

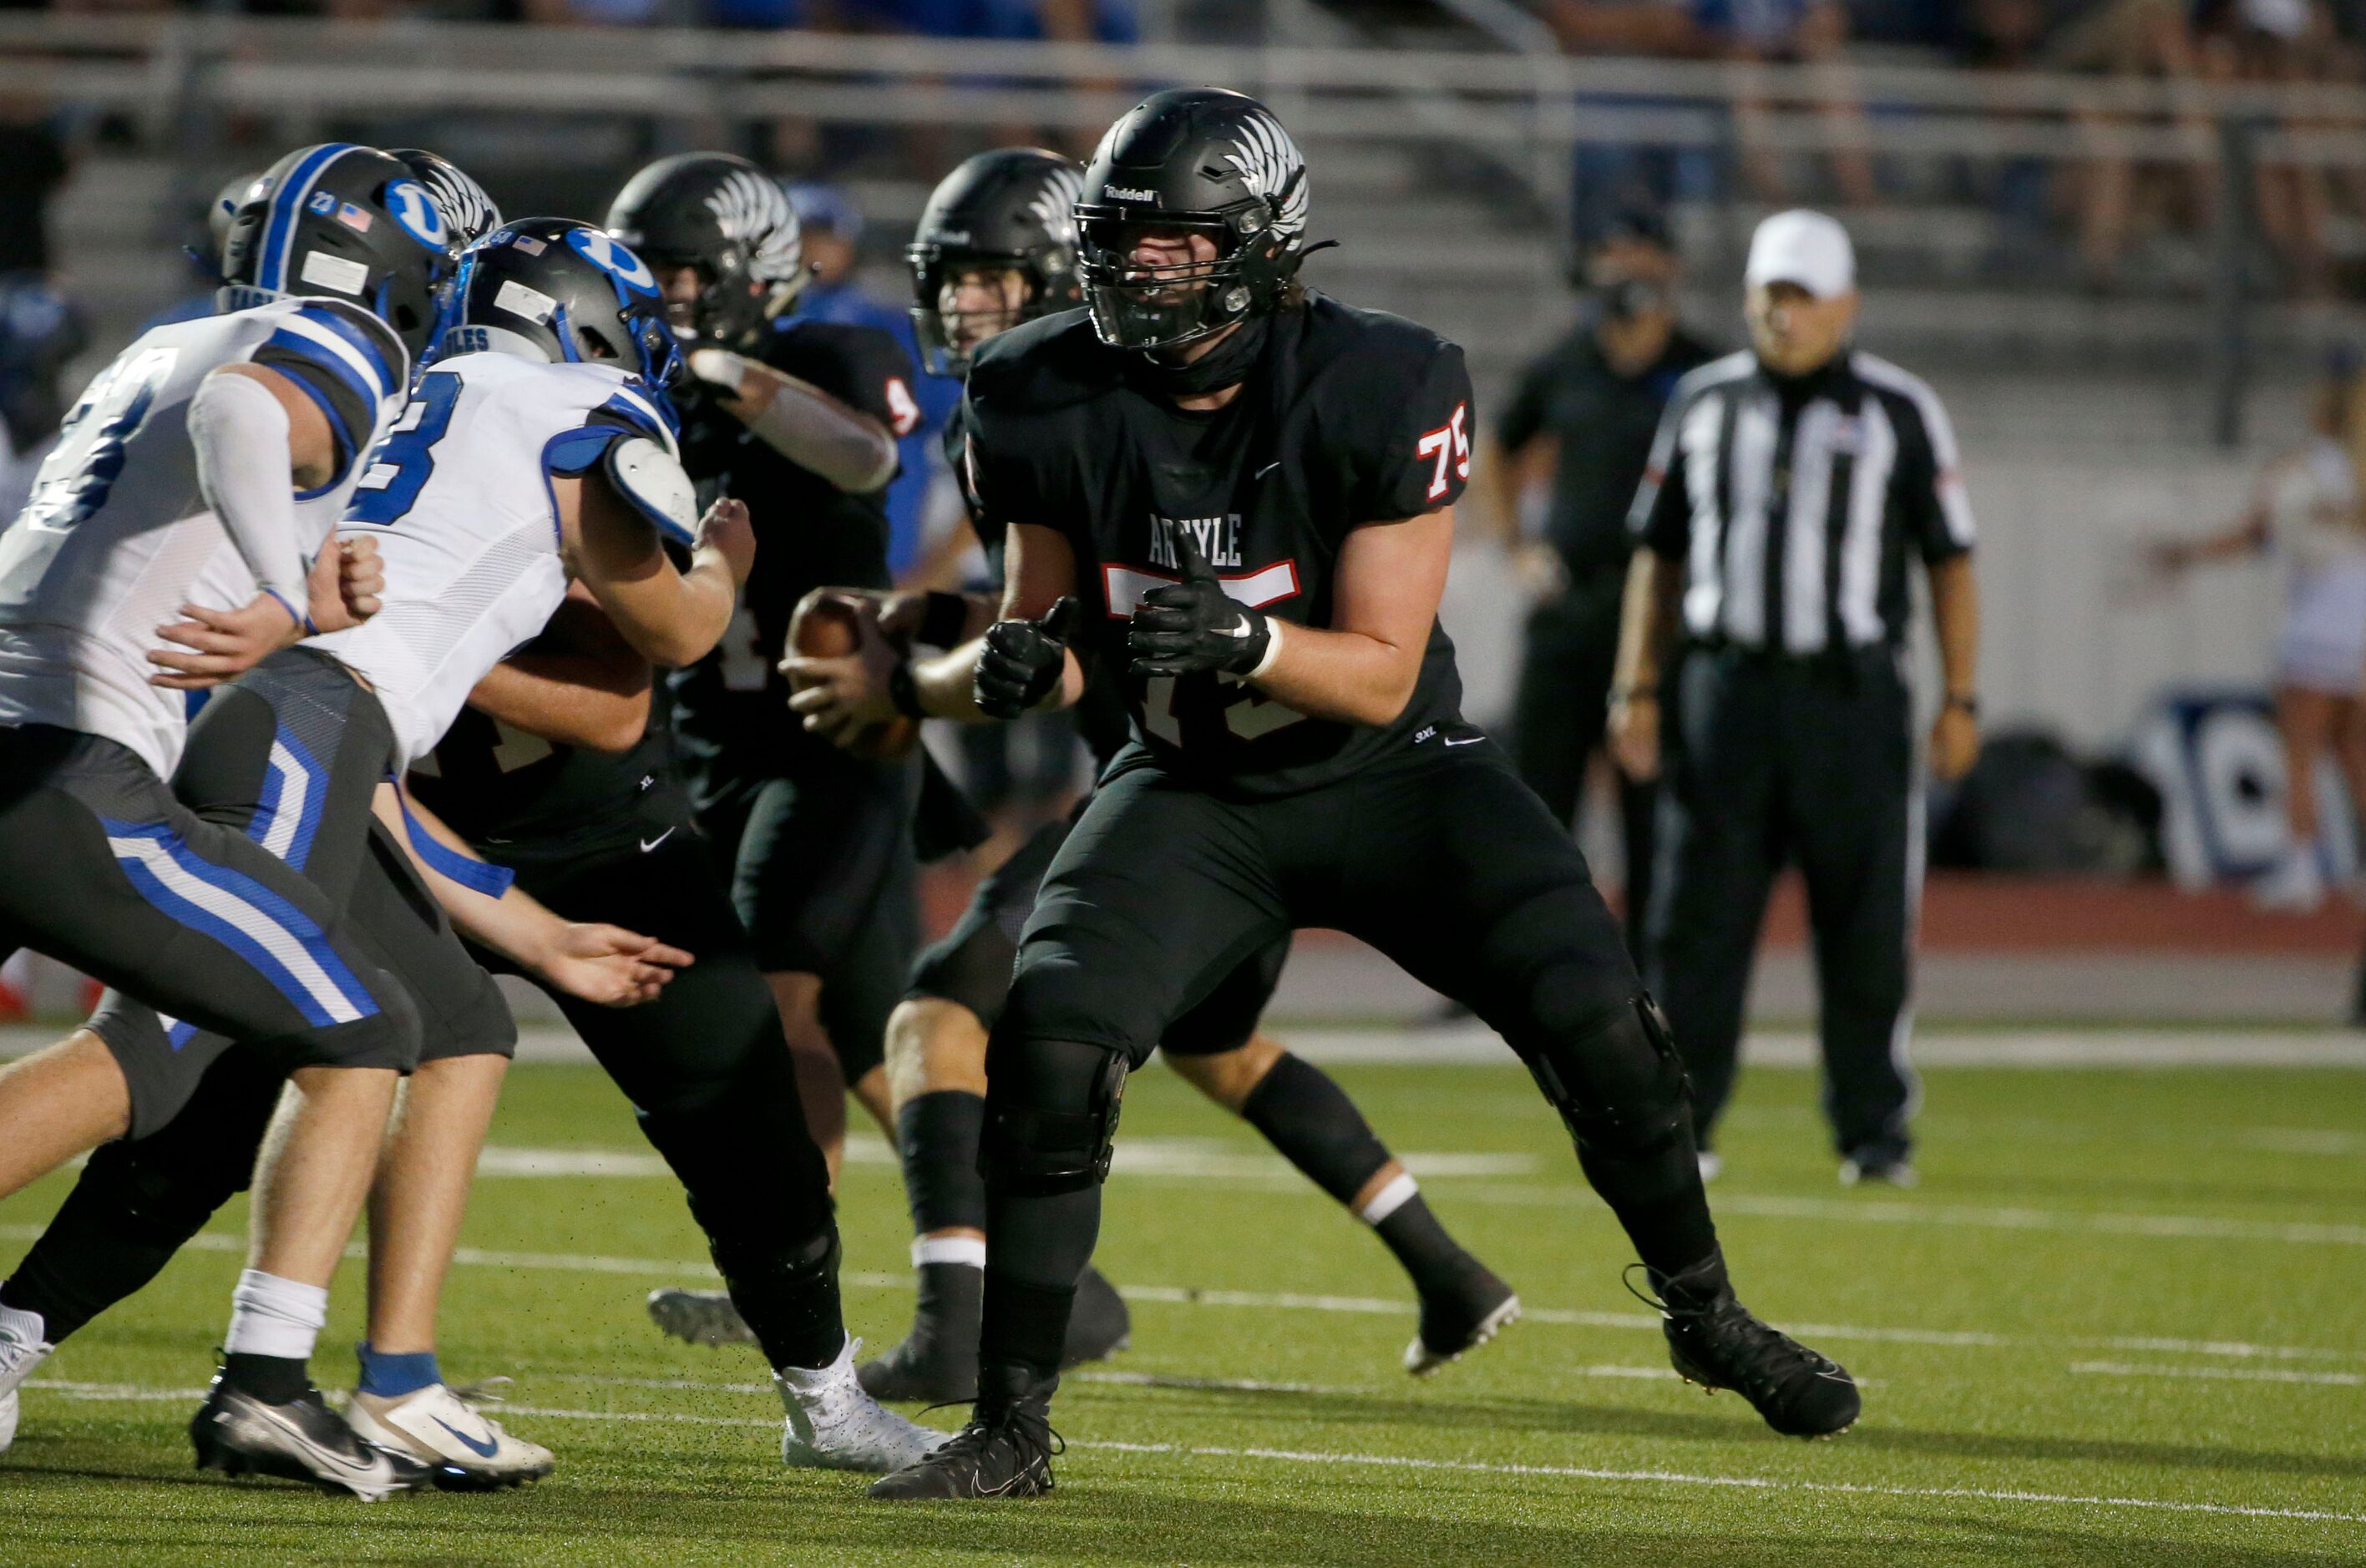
left=223, top=1269, right=329, bottom=1362
left=1357, top=1172, right=1419, bottom=1227
left=911, top=1235, right=987, bottom=1270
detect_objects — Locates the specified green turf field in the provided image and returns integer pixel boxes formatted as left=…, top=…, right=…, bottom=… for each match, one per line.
left=3, top=1057, right=2363, bottom=1565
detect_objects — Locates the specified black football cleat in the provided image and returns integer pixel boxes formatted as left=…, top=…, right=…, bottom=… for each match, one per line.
left=867, top=1365, right=1060, bottom=1500
left=1405, top=1262, right=1521, bottom=1376
left=1058, top=1267, right=1131, bottom=1369
left=1641, top=1257, right=1860, bottom=1439
left=190, top=1374, right=437, bottom=1500
left=857, top=1321, right=980, bottom=1406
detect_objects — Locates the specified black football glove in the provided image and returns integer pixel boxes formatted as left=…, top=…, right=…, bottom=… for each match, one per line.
left=1127, top=528, right=1271, bottom=678
left=974, top=597, right=1081, bottom=720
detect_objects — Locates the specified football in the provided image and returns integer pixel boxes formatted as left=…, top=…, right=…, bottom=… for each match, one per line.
left=787, top=589, right=919, bottom=761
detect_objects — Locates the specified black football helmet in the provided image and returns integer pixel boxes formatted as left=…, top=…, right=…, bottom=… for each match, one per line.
left=605, top=154, right=805, bottom=352
left=907, top=148, right=1083, bottom=377
left=436, top=218, right=682, bottom=389
left=217, top=143, right=459, bottom=360
left=1073, top=88, right=1312, bottom=353
left=386, top=149, right=504, bottom=256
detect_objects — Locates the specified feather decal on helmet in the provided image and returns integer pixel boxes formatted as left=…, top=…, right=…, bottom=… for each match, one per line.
left=1219, top=111, right=1309, bottom=240
left=1024, top=164, right=1085, bottom=246
left=704, top=169, right=803, bottom=286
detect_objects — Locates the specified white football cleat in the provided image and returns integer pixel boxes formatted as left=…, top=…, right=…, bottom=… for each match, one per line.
left=0, top=1302, right=54, bottom=1456
left=776, top=1338, right=951, bottom=1474
left=345, top=1379, right=555, bottom=1490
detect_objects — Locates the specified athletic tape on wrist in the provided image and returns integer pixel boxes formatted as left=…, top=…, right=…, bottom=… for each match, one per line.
left=1247, top=616, right=1285, bottom=681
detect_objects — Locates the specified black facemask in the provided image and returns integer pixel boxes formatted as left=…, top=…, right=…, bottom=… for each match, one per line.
left=1135, top=311, right=1271, bottom=399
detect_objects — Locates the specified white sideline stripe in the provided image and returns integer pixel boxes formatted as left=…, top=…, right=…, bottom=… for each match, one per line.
left=469, top=1141, right=1537, bottom=1182
left=1077, top=1439, right=2366, bottom=1527
left=13, top=1025, right=2366, bottom=1068
left=34, top=1382, right=2346, bottom=1529
left=2070, top=1362, right=2366, bottom=1388
left=1456, top=1188, right=2366, bottom=1248
left=7, top=1222, right=2362, bottom=1365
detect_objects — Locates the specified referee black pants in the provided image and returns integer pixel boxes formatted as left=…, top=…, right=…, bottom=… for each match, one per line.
left=1645, top=645, right=1920, bottom=1162
left=1510, top=566, right=1658, bottom=956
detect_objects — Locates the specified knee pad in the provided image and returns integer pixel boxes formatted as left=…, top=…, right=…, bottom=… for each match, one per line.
left=979, top=1037, right=1127, bottom=1196
left=1522, top=993, right=1691, bottom=1158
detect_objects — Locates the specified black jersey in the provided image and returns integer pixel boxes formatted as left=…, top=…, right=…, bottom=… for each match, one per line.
left=670, top=317, right=920, bottom=784
left=408, top=680, right=691, bottom=867
left=960, top=295, right=1475, bottom=798
left=945, top=395, right=1134, bottom=773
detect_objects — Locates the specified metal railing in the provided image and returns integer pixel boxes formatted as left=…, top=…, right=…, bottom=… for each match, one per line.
left=8, top=12, right=2365, bottom=437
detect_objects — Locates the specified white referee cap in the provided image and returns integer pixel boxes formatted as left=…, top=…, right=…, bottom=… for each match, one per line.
left=1745, top=210, right=1856, bottom=299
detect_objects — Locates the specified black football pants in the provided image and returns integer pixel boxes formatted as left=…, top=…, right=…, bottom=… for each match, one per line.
left=1510, top=566, right=1659, bottom=958
left=1644, top=644, right=1921, bottom=1161
left=975, top=731, right=1718, bottom=1383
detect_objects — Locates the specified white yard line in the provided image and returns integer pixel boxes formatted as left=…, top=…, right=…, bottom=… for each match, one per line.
left=8, top=1222, right=2361, bottom=1365
left=12, top=1024, right=2366, bottom=1068
left=29, top=1379, right=2351, bottom=1529
left=2070, top=1362, right=2366, bottom=1388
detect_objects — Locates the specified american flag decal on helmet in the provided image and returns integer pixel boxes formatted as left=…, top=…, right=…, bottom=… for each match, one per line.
left=704, top=169, right=803, bottom=286
left=1220, top=110, right=1309, bottom=240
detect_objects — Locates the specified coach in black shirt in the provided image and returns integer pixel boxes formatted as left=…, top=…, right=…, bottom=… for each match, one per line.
left=1609, top=210, right=1982, bottom=1186
left=1474, top=210, right=1715, bottom=951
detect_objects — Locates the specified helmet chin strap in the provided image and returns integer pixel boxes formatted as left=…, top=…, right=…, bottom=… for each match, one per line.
left=1138, top=309, right=1270, bottom=397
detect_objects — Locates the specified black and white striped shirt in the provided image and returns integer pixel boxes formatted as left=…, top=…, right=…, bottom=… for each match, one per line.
left=1629, top=350, right=1975, bottom=652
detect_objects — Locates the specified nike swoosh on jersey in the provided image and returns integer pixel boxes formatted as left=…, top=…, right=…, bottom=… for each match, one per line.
left=433, top=1414, right=501, bottom=1459
left=1443, top=736, right=1483, bottom=746
left=1253, top=460, right=1281, bottom=480
left=640, top=828, right=676, bottom=852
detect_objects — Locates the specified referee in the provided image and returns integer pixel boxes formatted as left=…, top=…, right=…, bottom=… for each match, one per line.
left=1609, top=210, right=1982, bottom=1186
left=1472, top=209, right=1716, bottom=950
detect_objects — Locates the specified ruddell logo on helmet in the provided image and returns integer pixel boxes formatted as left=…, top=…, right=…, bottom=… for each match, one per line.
left=1104, top=187, right=1160, bottom=204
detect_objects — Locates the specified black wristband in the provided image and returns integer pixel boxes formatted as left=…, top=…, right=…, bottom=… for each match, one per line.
left=918, top=591, right=971, bottom=649
left=888, top=660, right=925, bottom=719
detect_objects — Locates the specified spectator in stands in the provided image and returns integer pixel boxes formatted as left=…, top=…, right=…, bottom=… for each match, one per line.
left=1547, top=0, right=1874, bottom=209
left=2148, top=349, right=2366, bottom=913
left=2196, top=0, right=2334, bottom=296
left=2039, top=0, right=2217, bottom=290
left=1696, top=0, right=1878, bottom=206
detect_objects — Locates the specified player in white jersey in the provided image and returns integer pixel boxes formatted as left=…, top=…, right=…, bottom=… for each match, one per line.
left=0, top=143, right=449, bottom=1494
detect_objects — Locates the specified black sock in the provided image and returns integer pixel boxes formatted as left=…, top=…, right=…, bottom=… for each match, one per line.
left=976, top=1181, right=1101, bottom=1384
left=220, top=1352, right=310, bottom=1404
left=898, top=1091, right=990, bottom=1236
left=719, top=1227, right=847, bottom=1372
left=979, top=1272, right=1075, bottom=1390
left=1370, top=1196, right=1477, bottom=1290
left=1577, top=1108, right=1720, bottom=1278
left=1239, top=1054, right=1393, bottom=1209
left=909, top=1260, right=983, bottom=1349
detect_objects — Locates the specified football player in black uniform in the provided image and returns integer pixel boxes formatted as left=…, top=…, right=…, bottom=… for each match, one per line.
left=779, top=147, right=1517, bottom=1405
left=606, top=154, right=938, bottom=1175
left=859, top=90, right=1862, bottom=1500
